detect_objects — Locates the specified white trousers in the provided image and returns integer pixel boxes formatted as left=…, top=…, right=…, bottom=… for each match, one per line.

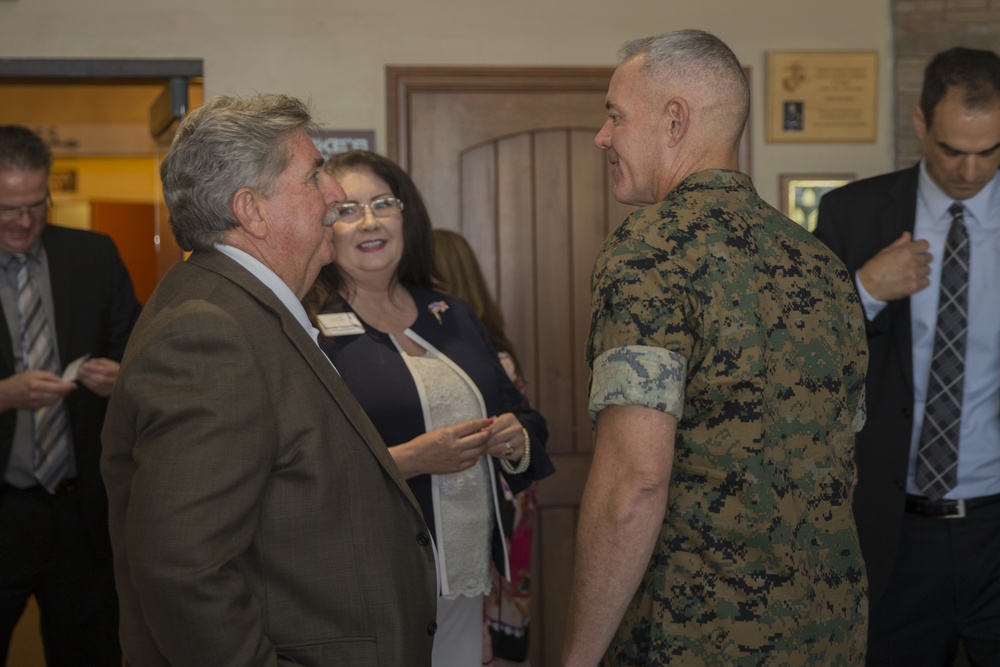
left=432, top=593, right=484, bottom=667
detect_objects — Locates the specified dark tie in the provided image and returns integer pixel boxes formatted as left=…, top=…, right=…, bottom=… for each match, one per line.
left=915, top=203, right=969, bottom=500
left=13, top=254, right=71, bottom=492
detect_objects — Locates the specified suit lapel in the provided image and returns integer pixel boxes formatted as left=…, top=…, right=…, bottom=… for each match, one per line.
left=880, top=167, right=920, bottom=394
left=186, top=251, right=425, bottom=516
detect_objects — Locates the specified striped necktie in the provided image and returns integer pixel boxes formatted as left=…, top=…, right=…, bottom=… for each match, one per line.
left=13, top=254, right=71, bottom=492
left=915, top=203, right=969, bottom=500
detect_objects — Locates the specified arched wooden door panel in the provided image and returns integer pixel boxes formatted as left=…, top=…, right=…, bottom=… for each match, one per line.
left=388, top=67, right=634, bottom=664
left=459, top=128, right=629, bottom=458
left=458, top=129, right=630, bottom=662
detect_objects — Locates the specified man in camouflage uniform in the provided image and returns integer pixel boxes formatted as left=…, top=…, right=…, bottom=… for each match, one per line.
left=562, top=30, right=869, bottom=666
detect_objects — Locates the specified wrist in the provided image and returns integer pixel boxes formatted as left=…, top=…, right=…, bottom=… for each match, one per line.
left=500, top=427, right=531, bottom=475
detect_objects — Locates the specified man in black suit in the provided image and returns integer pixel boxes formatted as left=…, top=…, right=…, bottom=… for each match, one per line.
left=814, top=47, right=1000, bottom=666
left=0, top=125, right=141, bottom=665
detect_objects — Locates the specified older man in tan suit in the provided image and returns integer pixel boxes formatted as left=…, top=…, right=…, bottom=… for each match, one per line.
left=101, top=93, right=437, bottom=667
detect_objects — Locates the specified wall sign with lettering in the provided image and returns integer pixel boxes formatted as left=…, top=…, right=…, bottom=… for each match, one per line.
left=766, top=51, right=878, bottom=143
left=310, top=130, right=376, bottom=160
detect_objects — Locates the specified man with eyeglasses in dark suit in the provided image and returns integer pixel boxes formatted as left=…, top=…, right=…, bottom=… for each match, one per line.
left=0, top=124, right=141, bottom=666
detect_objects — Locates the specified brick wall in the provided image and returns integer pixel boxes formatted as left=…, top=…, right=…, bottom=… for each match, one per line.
left=893, top=0, right=1000, bottom=168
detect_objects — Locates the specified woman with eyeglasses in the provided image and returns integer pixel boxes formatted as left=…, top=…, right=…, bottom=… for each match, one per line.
left=303, top=151, right=554, bottom=667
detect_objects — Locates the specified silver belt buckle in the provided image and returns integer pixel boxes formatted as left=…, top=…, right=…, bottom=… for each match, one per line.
left=947, top=498, right=967, bottom=519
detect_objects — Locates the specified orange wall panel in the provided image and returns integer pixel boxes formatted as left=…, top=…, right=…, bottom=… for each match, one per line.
left=90, top=201, right=158, bottom=305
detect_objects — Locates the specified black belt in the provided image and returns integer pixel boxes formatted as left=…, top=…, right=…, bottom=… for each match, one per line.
left=1, top=478, right=77, bottom=496
left=905, top=492, right=1000, bottom=519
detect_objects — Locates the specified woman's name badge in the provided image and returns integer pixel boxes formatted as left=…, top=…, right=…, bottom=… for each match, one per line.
left=317, top=313, right=365, bottom=337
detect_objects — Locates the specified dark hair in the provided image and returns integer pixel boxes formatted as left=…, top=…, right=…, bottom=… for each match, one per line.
left=433, top=228, right=522, bottom=375
left=0, top=125, right=52, bottom=174
left=304, top=151, right=438, bottom=313
left=160, top=93, right=315, bottom=251
left=920, top=47, right=1000, bottom=128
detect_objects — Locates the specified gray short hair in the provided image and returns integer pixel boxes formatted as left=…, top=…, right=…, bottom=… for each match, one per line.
left=160, top=93, right=315, bottom=251
left=619, top=29, right=750, bottom=140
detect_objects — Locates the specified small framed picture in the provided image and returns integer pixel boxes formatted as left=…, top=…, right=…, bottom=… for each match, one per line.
left=779, top=173, right=855, bottom=232
left=782, top=101, right=804, bottom=132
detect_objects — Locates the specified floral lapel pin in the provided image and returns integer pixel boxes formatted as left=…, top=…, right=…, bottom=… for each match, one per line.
left=428, top=300, right=450, bottom=324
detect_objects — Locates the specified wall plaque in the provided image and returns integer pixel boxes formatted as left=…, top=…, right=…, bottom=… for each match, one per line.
left=767, top=51, right=878, bottom=143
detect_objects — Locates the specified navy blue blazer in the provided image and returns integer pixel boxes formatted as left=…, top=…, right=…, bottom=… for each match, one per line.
left=318, top=285, right=554, bottom=574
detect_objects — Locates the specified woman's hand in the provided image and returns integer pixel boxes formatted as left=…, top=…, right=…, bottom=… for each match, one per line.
left=391, top=418, right=493, bottom=478
left=484, top=412, right=527, bottom=463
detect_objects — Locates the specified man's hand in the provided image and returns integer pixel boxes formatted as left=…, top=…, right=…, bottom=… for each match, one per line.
left=77, top=357, right=121, bottom=398
left=0, top=370, right=76, bottom=412
left=856, top=231, right=932, bottom=302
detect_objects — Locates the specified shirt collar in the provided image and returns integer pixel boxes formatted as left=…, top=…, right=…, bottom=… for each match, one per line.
left=918, top=159, right=1000, bottom=229
left=0, top=242, right=42, bottom=268
left=214, top=243, right=318, bottom=338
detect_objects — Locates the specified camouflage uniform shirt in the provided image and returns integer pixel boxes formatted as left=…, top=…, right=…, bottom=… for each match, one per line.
left=587, top=169, right=868, bottom=666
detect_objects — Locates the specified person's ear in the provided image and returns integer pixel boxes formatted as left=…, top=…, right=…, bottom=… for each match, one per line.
left=664, top=97, right=691, bottom=148
left=232, top=187, right=267, bottom=239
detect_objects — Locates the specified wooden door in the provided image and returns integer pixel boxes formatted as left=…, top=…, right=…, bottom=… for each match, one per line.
left=388, top=67, right=631, bottom=666
left=389, top=65, right=751, bottom=665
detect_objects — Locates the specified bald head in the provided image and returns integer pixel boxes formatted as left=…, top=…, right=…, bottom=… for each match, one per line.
left=620, top=30, right=749, bottom=154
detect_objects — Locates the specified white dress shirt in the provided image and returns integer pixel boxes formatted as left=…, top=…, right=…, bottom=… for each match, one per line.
left=215, top=244, right=325, bottom=346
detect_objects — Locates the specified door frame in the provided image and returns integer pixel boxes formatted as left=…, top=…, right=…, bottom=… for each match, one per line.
left=0, top=58, right=202, bottom=80
left=386, top=64, right=751, bottom=176
left=0, top=59, right=204, bottom=297
left=0, top=58, right=202, bottom=147
left=386, top=66, right=614, bottom=170
left=0, top=56, right=203, bottom=662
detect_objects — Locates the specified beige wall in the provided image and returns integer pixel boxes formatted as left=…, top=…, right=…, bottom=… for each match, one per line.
left=0, top=0, right=894, bottom=211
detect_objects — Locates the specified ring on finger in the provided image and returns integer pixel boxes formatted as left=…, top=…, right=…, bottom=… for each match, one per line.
left=503, top=442, right=514, bottom=457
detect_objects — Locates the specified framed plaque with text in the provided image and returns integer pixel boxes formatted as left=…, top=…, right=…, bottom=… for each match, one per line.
left=766, top=51, right=878, bottom=143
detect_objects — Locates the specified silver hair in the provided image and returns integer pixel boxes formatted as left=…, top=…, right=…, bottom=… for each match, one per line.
left=619, top=29, right=750, bottom=137
left=160, top=93, right=316, bottom=251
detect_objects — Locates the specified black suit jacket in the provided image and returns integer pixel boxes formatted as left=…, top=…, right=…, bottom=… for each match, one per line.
left=0, top=224, right=141, bottom=552
left=813, top=166, right=920, bottom=605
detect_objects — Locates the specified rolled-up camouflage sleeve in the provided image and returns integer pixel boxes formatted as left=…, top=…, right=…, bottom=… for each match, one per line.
left=586, top=220, right=695, bottom=423
left=589, top=345, right=686, bottom=420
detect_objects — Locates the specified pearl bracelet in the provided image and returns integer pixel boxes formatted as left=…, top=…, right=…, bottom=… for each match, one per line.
left=500, top=427, right=531, bottom=475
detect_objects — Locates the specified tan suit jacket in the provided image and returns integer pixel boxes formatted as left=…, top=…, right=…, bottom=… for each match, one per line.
left=101, top=250, right=437, bottom=666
